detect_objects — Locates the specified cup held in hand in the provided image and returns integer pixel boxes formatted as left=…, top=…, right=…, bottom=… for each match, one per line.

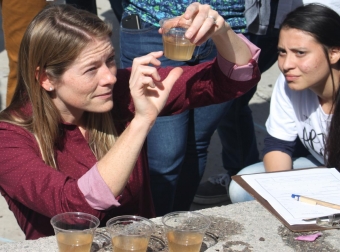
left=160, top=18, right=196, bottom=61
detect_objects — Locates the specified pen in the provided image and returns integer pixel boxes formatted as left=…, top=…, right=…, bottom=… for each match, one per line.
left=291, top=194, right=340, bottom=210
left=303, top=213, right=340, bottom=221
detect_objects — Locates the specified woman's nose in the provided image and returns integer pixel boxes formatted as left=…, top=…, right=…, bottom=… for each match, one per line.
left=280, top=54, right=295, bottom=72
left=101, top=66, right=117, bottom=86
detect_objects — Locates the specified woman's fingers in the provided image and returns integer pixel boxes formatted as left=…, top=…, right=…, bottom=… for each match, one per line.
left=162, top=67, right=184, bottom=90
left=182, top=2, right=200, bottom=20
left=159, top=3, right=225, bottom=46
left=131, top=65, right=183, bottom=94
left=130, top=65, right=161, bottom=89
left=160, top=16, right=182, bottom=30
left=131, top=51, right=163, bottom=74
left=130, top=51, right=163, bottom=89
left=186, top=7, right=221, bottom=44
left=160, top=3, right=223, bottom=46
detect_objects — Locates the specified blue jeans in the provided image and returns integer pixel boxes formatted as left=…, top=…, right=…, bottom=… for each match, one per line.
left=215, top=0, right=280, bottom=177
left=229, top=155, right=322, bottom=203
left=120, top=16, right=258, bottom=216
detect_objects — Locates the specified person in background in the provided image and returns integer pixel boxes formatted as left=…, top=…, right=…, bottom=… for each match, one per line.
left=109, top=0, right=123, bottom=22
left=194, top=0, right=334, bottom=205
left=119, top=0, right=278, bottom=215
left=1, top=0, right=49, bottom=107
left=193, top=0, right=280, bottom=205
left=64, top=0, right=97, bottom=14
left=229, top=3, right=340, bottom=203
left=0, top=3, right=260, bottom=239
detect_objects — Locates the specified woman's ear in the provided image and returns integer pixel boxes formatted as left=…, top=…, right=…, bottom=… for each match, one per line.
left=36, top=67, right=54, bottom=91
left=329, top=47, right=340, bottom=65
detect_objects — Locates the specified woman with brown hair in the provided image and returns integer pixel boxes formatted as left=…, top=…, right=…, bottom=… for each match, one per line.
left=0, top=3, right=260, bottom=239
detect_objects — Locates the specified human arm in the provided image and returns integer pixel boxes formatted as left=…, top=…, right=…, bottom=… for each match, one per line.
left=0, top=121, right=153, bottom=237
left=263, top=74, right=302, bottom=172
left=98, top=2, right=259, bottom=197
left=264, top=151, right=292, bottom=172
left=161, top=2, right=253, bottom=65
left=114, top=40, right=259, bottom=117
left=0, top=123, right=106, bottom=218
left=125, top=2, right=259, bottom=115
left=149, top=36, right=260, bottom=116
left=96, top=52, right=183, bottom=196
left=262, top=134, right=296, bottom=172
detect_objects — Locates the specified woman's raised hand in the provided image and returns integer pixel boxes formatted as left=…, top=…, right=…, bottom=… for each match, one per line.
left=129, top=51, right=183, bottom=126
left=159, top=2, right=229, bottom=46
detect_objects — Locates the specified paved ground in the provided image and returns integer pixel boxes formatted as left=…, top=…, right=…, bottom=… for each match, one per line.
left=0, top=0, right=280, bottom=244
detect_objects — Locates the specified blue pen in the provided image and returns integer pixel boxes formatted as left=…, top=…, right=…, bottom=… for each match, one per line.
left=291, top=194, right=340, bottom=210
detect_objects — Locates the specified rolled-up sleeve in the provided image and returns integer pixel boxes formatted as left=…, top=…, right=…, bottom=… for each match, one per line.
left=78, top=163, right=121, bottom=210
left=217, top=34, right=261, bottom=81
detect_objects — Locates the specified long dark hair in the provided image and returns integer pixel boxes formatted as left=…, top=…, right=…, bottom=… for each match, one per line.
left=280, top=4, right=340, bottom=168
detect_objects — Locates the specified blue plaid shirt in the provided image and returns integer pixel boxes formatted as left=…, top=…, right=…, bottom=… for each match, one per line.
left=123, top=0, right=247, bottom=33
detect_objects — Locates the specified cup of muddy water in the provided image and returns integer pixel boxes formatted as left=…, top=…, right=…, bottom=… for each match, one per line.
left=160, top=18, right=196, bottom=61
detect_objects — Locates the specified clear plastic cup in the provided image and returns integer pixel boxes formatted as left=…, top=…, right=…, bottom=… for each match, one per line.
left=50, top=212, right=100, bottom=252
left=106, top=215, right=155, bottom=252
left=162, top=211, right=211, bottom=252
left=160, top=18, right=196, bottom=61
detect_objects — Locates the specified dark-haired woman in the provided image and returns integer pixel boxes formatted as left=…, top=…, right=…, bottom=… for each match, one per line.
left=229, top=3, right=340, bottom=203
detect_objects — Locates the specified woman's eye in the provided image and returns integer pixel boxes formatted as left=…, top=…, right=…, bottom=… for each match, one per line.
left=88, top=67, right=96, bottom=72
left=107, top=56, right=116, bottom=64
left=278, top=50, right=286, bottom=56
left=85, top=67, right=97, bottom=73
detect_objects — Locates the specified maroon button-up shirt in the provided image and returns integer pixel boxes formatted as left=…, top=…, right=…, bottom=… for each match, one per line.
left=0, top=39, right=260, bottom=240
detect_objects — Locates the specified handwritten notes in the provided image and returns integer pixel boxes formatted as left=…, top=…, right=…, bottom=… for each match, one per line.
left=241, top=168, right=340, bottom=225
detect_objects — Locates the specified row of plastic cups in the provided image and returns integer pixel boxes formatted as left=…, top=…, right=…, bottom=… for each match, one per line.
left=50, top=211, right=211, bottom=252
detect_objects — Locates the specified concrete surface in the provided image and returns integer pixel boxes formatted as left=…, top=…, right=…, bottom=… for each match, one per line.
left=2, top=200, right=340, bottom=252
left=0, top=0, right=280, bottom=245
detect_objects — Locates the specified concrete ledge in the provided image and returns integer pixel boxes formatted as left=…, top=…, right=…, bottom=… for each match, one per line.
left=1, top=201, right=339, bottom=252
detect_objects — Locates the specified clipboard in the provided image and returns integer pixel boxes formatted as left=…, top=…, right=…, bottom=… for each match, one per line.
left=232, top=169, right=334, bottom=232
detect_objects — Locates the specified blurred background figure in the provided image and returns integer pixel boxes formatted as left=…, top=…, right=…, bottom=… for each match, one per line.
left=193, top=0, right=280, bottom=206
left=109, top=0, right=123, bottom=22
left=117, top=0, right=275, bottom=216
left=64, top=0, right=97, bottom=14
left=1, top=0, right=49, bottom=106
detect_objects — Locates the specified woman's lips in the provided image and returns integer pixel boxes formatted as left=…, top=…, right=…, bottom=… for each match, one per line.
left=285, top=74, right=299, bottom=82
left=95, top=91, right=112, bottom=99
